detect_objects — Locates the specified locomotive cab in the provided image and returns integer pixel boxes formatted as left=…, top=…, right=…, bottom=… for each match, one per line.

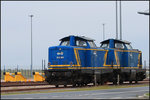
left=59, top=35, right=97, bottom=48
left=100, top=39, right=133, bottom=50
left=100, top=39, right=142, bottom=68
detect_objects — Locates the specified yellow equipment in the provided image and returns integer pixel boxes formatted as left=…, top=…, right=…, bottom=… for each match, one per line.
left=33, top=72, right=45, bottom=82
left=3, top=72, right=15, bottom=82
left=15, top=72, right=27, bottom=82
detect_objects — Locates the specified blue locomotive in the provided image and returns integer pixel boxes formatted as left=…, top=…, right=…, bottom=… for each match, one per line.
left=44, top=35, right=146, bottom=87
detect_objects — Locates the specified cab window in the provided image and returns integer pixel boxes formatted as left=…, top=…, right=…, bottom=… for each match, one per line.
left=100, top=43, right=109, bottom=48
left=125, top=44, right=132, bottom=49
left=115, top=43, right=124, bottom=49
left=60, top=41, right=70, bottom=46
left=88, top=41, right=97, bottom=48
left=76, top=40, right=87, bottom=47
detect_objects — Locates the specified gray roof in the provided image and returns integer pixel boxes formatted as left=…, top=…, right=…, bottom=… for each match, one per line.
left=100, top=39, right=131, bottom=44
left=60, top=35, right=95, bottom=41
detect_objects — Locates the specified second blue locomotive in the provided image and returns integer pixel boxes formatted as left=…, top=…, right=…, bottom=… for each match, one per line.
left=44, top=35, right=146, bottom=87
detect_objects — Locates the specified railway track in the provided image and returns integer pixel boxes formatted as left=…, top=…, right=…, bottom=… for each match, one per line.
left=1, top=86, right=71, bottom=92
left=1, top=79, right=149, bottom=93
left=1, top=81, right=49, bottom=87
left=1, top=78, right=149, bottom=87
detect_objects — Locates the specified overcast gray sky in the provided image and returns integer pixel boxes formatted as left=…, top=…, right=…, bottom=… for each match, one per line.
left=1, top=1, right=149, bottom=69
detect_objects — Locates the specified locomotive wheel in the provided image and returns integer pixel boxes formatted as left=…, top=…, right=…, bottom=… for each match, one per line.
left=135, top=80, right=138, bottom=84
left=55, top=85, right=59, bottom=88
left=84, top=83, right=88, bottom=86
left=113, top=81, right=117, bottom=85
left=112, top=73, right=117, bottom=85
left=100, top=81, right=104, bottom=85
left=78, top=83, right=82, bottom=87
left=97, top=82, right=101, bottom=85
left=129, top=80, right=132, bottom=84
left=77, top=83, right=83, bottom=87
left=72, top=84, right=76, bottom=87
left=80, top=83, right=83, bottom=87
left=76, top=83, right=80, bottom=87
left=135, top=75, right=138, bottom=83
left=112, top=77, right=117, bottom=85
left=119, top=80, right=123, bottom=84
left=113, top=80, right=117, bottom=85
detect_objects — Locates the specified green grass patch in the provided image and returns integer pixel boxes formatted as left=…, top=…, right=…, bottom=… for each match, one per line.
left=145, top=93, right=149, bottom=96
left=1, top=84, right=149, bottom=95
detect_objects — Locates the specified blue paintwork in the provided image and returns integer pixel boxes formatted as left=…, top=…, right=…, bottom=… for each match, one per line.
left=70, top=36, right=75, bottom=46
left=49, top=46, right=75, bottom=65
left=109, top=39, right=114, bottom=48
left=48, top=36, right=142, bottom=70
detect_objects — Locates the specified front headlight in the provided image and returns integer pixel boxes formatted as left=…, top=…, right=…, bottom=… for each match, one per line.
left=48, top=62, right=51, bottom=66
left=70, top=61, right=73, bottom=66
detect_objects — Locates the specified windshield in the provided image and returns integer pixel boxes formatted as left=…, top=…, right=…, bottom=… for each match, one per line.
left=115, top=43, right=124, bottom=49
left=100, top=43, right=109, bottom=48
left=125, top=44, right=132, bottom=49
left=60, top=41, right=70, bottom=46
left=76, top=40, right=87, bottom=47
left=88, top=41, right=97, bottom=48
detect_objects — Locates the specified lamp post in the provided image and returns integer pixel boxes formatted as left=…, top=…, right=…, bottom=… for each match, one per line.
left=42, top=59, right=43, bottom=71
left=17, top=65, right=19, bottom=72
left=116, top=0, right=118, bottom=39
left=44, top=59, right=45, bottom=70
left=119, top=0, right=122, bottom=40
left=116, top=0, right=123, bottom=40
left=4, top=65, right=5, bottom=72
left=102, top=23, right=105, bottom=40
left=29, top=15, right=33, bottom=77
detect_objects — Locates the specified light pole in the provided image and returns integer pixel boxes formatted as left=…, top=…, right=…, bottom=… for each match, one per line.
left=115, top=1, right=123, bottom=40
left=116, top=0, right=118, bottom=39
left=29, top=15, right=33, bottom=77
left=4, top=65, right=5, bottom=72
left=42, top=59, right=43, bottom=71
left=102, top=23, right=105, bottom=40
left=44, top=59, right=45, bottom=70
left=119, top=0, right=122, bottom=40
left=17, top=65, right=19, bottom=72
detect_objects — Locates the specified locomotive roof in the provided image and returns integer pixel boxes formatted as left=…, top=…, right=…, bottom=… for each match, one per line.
left=60, top=35, right=95, bottom=41
left=100, top=39, right=131, bottom=44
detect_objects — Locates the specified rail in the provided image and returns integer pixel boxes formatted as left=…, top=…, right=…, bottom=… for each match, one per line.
left=1, top=79, right=149, bottom=93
